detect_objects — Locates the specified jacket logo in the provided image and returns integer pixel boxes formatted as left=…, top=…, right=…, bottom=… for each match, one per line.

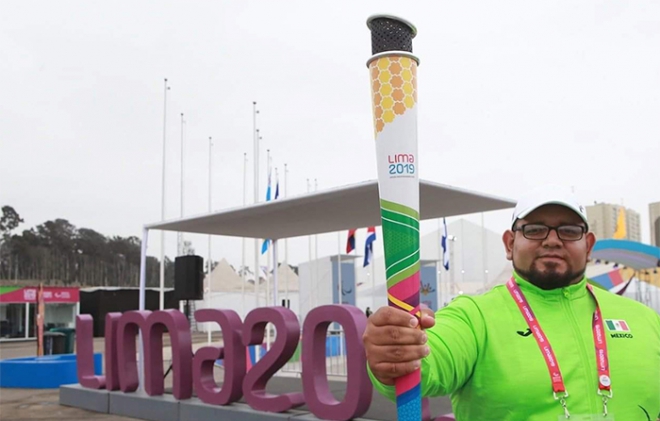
left=517, top=328, right=532, bottom=337
left=610, top=332, right=633, bottom=339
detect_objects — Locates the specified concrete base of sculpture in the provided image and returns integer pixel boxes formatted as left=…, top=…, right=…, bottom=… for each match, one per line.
left=59, top=383, right=109, bottom=413
left=60, top=383, right=455, bottom=421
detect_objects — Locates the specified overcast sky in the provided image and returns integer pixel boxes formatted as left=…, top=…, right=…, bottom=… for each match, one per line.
left=1, top=1, right=659, bottom=269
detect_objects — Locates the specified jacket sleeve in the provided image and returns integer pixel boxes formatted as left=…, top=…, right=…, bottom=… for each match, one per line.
left=369, top=295, right=486, bottom=400
left=421, top=296, right=485, bottom=397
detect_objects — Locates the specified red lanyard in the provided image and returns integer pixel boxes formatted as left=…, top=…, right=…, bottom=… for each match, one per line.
left=506, top=278, right=613, bottom=416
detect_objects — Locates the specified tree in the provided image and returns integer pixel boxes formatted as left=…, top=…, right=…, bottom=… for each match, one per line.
left=75, top=228, right=108, bottom=257
left=0, top=212, right=185, bottom=287
left=0, top=206, right=23, bottom=236
left=34, top=219, right=77, bottom=253
left=0, top=206, right=24, bottom=278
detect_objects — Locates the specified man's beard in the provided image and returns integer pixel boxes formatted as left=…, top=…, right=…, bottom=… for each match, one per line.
left=513, top=259, right=586, bottom=290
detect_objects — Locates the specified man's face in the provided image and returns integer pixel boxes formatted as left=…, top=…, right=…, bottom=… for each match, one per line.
left=502, top=204, right=596, bottom=290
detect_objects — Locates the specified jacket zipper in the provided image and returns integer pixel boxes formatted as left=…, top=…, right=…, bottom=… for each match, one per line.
left=562, top=287, right=599, bottom=414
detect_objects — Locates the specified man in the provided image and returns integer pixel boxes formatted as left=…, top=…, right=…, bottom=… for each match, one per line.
left=363, top=186, right=660, bottom=420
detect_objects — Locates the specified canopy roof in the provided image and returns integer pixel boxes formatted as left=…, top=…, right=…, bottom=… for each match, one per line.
left=592, top=239, right=660, bottom=270
left=146, top=179, right=515, bottom=239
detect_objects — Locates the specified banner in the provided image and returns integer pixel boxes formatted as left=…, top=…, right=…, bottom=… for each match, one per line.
left=0, top=286, right=80, bottom=303
left=420, top=265, right=438, bottom=311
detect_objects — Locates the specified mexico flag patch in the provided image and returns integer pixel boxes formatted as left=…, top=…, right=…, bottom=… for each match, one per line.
left=605, top=319, right=630, bottom=332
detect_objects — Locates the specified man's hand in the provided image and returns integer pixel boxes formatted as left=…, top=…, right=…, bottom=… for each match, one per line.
left=362, top=306, right=435, bottom=386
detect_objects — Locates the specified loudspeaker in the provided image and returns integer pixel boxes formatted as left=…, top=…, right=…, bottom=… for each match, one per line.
left=174, top=255, right=204, bottom=301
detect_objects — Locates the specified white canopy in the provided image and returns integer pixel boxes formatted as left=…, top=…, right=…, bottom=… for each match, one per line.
left=146, top=179, right=515, bottom=239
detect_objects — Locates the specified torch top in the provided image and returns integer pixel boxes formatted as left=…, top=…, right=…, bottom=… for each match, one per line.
left=366, top=15, right=417, bottom=55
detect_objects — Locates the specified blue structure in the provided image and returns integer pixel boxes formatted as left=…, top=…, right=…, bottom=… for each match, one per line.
left=0, top=353, right=102, bottom=388
left=592, top=239, right=660, bottom=270
left=331, top=256, right=357, bottom=306
left=420, top=261, right=439, bottom=311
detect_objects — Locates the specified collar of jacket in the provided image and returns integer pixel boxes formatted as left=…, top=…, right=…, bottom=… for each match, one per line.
left=513, top=270, right=590, bottom=301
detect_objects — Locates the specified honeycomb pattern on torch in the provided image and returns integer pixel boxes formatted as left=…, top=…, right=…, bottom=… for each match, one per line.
left=369, top=56, right=417, bottom=134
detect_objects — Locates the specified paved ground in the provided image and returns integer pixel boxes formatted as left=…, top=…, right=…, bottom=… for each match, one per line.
left=1, top=387, right=137, bottom=421
left=0, top=334, right=218, bottom=421
left=0, top=335, right=453, bottom=421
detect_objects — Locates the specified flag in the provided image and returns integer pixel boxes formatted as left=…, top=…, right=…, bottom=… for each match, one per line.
left=261, top=166, right=273, bottom=254
left=614, top=279, right=633, bottom=296
left=346, top=229, right=357, bottom=253
left=265, top=166, right=272, bottom=202
left=605, top=319, right=630, bottom=332
left=36, top=283, right=44, bottom=356
left=613, top=207, right=626, bottom=239
left=441, top=217, right=450, bottom=271
left=274, top=170, right=279, bottom=200
left=363, top=226, right=376, bottom=267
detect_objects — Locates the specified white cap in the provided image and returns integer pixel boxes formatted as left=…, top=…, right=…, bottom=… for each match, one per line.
left=511, top=185, right=588, bottom=228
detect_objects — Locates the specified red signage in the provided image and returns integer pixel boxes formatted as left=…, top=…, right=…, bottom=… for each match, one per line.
left=0, top=286, right=79, bottom=303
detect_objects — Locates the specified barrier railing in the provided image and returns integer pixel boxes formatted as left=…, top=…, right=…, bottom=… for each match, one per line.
left=280, top=327, right=347, bottom=378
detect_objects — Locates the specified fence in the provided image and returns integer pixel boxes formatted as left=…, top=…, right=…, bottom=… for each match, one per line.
left=280, top=327, right=347, bottom=378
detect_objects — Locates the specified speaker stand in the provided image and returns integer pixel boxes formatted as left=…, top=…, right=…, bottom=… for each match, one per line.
left=164, top=300, right=191, bottom=380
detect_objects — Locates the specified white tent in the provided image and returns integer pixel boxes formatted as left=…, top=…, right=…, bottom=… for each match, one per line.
left=206, top=258, right=244, bottom=292
left=197, top=262, right=302, bottom=328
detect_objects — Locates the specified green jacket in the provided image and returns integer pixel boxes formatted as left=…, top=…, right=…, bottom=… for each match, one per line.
left=370, top=272, right=660, bottom=420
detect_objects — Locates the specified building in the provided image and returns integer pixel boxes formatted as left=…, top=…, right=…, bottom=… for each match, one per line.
left=650, top=201, right=660, bottom=247
left=585, top=203, right=641, bottom=242
left=0, top=286, right=80, bottom=341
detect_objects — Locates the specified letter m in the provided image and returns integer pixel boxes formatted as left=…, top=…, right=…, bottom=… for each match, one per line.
left=116, top=310, right=193, bottom=400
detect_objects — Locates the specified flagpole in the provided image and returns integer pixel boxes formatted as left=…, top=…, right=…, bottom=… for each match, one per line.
left=273, top=239, right=279, bottom=307
left=314, top=179, right=319, bottom=307
left=273, top=167, right=280, bottom=309
left=241, top=152, right=247, bottom=318
left=265, top=150, right=272, bottom=351
left=252, top=103, right=261, bottom=364
left=337, top=229, right=344, bottom=361
left=307, top=179, right=314, bottom=307
left=206, top=136, right=213, bottom=344
left=460, top=219, right=465, bottom=284
left=265, top=149, right=272, bottom=306
left=252, top=102, right=260, bottom=311
left=371, top=234, right=376, bottom=310
left=450, top=236, right=456, bottom=300
left=159, top=78, right=169, bottom=311
left=373, top=244, right=377, bottom=308
left=178, top=112, right=185, bottom=257
left=481, top=212, right=487, bottom=292
left=337, top=231, right=342, bottom=305
left=284, top=163, right=289, bottom=309
left=437, top=218, right=442, bottom=306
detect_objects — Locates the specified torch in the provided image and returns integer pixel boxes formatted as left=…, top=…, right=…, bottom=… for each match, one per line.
left=366, top=15, right=421, bottom=421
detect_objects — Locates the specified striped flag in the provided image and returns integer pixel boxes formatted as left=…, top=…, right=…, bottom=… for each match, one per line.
left=441, top=217, right=449, bottom=271
left=346, top=229, right=357, bottom=253
left=363, top=227, right=376, bottom=268
left=261, top=166, right=276, bottom=254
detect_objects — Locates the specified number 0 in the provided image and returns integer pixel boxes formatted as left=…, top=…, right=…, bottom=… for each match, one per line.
left=301, top=305, right=372, bottom=421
